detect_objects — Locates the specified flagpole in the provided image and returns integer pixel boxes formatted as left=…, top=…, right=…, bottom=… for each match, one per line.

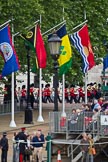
left=9, top=21, right=17, bottom=127
left=85, top=73, right=88, bottom=104
left=61, top=7, right=66, bottom=117
left=42, top=20, right=66, bottom=36
left=62, top=74, right=66, bottom=117
left=37, top=15, right=44, bottom=122
left=84, top=10, right=88, bottom=104
left=13, top=20, right=40, bottom=37
left=0, top=19, right=11, bottom=28
left=72, top=20, right=88, bottom=31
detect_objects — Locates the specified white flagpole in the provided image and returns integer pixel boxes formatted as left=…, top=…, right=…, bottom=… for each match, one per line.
left=37, top=15, right=44, bottom=122
left=9, top=72, right=16, bottom=127
left=62, top=74, right=66, bottom=117
left=9, top=21, right=17, bottom=127
left=13, top=20, right=40, bottom=37
left=42, top=20, right=66, bottom=36
left=0, top=19, right=11, bottom=28
left=72, top=20, right=88, bottom=31
left=85, top=73, right=88, bottom=104
left=61, top=7, right=66, bottom=117
left=84, top=10, right=88, bottom=104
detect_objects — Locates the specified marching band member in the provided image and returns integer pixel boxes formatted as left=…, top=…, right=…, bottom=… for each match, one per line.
left=78, top=86, right=85, bottom=103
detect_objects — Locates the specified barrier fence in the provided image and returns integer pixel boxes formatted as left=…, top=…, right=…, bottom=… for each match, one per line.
left=49, top=111, right=108, bottom=138
left=0, top=100, right=23, bottom=115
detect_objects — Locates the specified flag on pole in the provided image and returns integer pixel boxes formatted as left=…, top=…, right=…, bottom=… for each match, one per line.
left=21, top=24, right=47, bottom=69
left=57, top=24, right=72, bottom=75
left=103, top=54, right=108, bottom=71
left=0, top=25, right=20, bottom=77
left=70, top=24, right=95, bottom=73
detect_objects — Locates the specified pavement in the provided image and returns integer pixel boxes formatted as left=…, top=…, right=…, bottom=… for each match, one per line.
left=0, top=102, right=82, bottom=162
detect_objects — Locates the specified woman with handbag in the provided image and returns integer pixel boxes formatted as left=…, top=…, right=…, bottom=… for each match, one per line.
left=88, top=134, right=95, bottom=162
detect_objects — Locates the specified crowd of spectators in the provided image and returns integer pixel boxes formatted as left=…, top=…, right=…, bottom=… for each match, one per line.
left=67, top=95, right=108, bottom=134
left=13, top=127, right=45, bottom=162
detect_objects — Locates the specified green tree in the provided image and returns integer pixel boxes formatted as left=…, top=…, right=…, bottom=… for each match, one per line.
left=0, top=0, right=108, bottom=85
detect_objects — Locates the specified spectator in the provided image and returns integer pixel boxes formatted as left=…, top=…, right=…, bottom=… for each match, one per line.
left=0, top=132, right=9, bottom=162
left=13, top=132, right=19, bottom=162
left=32, top=130, right=45, bottom=162
left=82, top=104, right=92, bottom=112
left=37, top=129, right=45, bottom=140
left=92, top=109, right=99, bottom=122
left=70, top=109, right=78, bottom=123
left=80, top=132, right=89, bottom=162
left=98, top=97, right=104, bottom=107
left=101, top=99, right=108, bottom=112
left=24, top=134, right=32, bottom=162
left=92, top=99, right=101, bottom=111
left=91, top=109, right=99, bottom=130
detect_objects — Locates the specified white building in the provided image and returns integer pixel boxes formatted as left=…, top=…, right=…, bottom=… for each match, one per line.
left=87, top=63, right=103, bottom=84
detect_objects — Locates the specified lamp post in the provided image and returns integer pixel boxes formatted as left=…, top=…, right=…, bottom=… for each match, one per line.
left=24, top=43, right=33, bottom=124
left=48, top=33, right=61, bottom=111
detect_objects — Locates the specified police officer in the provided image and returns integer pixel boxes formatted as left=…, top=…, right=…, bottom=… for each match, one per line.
left=0, top=132, right=9, bottom=162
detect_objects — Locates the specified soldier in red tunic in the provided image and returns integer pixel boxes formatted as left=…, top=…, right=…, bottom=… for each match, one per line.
left=78, top=86, right=85, bottom=103
left=3, top=85, right=8, bottom=104
left=44, top=84, right=53, bottom=103
left=20, top=85, right=27, bottom=107
left=69, top=86, right=75, bottom=103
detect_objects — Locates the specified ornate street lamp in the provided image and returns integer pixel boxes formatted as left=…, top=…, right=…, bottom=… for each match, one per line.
left=48, top=33, right=61, bottom=111
left=24, top=43, right=33, bottom=124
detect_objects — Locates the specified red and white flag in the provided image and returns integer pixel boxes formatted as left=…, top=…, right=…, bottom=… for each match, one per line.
left=70, top=24, right=95, bottom=73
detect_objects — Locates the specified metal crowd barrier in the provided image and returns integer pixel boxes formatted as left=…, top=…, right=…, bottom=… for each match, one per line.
left=49, top=111, right=108, bottom=138
left=0, top=100, right=22, bottom=115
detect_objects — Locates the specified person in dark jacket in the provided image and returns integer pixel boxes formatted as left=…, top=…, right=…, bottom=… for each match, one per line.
left=32, top=130, right=45, bottom=162
left=15, top=127, right=27, bottom=162
left=80, top=132, right=89, bottom=162
left=0, top=132, right=9, bottom=162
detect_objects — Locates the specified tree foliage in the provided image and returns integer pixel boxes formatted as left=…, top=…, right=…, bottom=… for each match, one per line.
left=0, top=0, right=108, bottom=86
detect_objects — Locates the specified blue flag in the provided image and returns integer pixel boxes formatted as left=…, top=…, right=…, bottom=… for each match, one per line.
left=0, top=25, right=20, bottom=77
left=103, top=54, right=108, bottom=71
